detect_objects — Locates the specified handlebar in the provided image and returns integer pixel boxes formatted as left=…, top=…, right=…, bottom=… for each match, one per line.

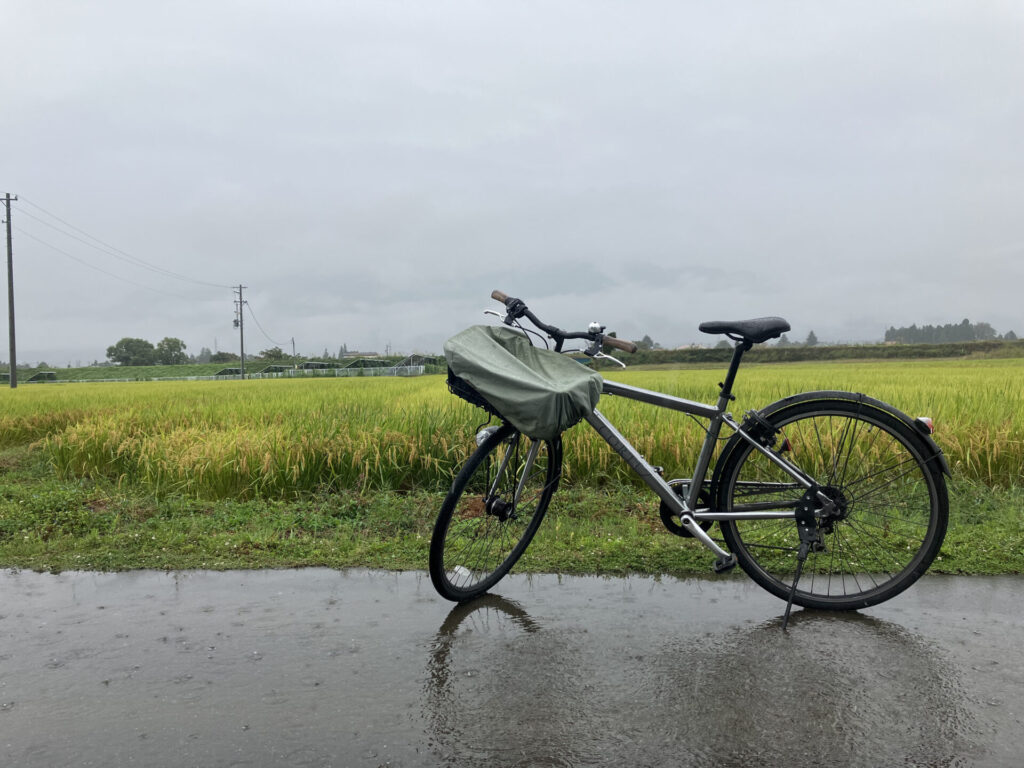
left=491, top=290, right=638, bottom=355
left=602, top=335, right=638, bottom=353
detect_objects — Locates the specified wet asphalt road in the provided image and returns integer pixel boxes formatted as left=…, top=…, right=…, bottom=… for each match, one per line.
left=1, top=568, right=1021, bottom=767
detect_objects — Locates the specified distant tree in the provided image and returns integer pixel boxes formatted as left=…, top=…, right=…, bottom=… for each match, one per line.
left=155, top=337, right=188, bottom=365
left=974, top=322, right=997, bottom=341
left=106, top=338, right=157, bottom=366
left=885, top=319, right=1002, bottom=344
left=1004, top=330, right=1018, bottom=341
left=635, top=334, right=659, bottom=351
left=805, top=330, right=819, bottom=347
left=260, top=346, right=287, bottom=361
left=210, top=351, right=241, bottom=363
left=777, top=334, right=792, bottom=347
left=195, top=346, right=213, bottom=364
left=714, top=340, right=732, bottom=349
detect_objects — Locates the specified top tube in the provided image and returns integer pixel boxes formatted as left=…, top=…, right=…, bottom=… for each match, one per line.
left=601, top=379, right=720, bottom=420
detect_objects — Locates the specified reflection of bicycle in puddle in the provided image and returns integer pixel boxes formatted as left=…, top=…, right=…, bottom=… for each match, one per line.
left=423, top=597, right=976, bottom=768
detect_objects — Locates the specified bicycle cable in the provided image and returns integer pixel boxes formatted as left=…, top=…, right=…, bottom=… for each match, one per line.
left=512, top=319, right=550, bottom=349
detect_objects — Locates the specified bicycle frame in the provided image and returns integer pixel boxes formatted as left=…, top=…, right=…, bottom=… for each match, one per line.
left=432, top=293, right=951, bottom=616
left=588, top=343, right=819, bottom=564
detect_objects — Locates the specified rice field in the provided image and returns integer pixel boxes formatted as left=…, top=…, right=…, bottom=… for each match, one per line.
left=1, top=357, right=1022, bottom=499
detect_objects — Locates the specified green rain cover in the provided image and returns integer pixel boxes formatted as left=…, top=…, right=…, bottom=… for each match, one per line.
left=444, top=325, right=603, bottom=441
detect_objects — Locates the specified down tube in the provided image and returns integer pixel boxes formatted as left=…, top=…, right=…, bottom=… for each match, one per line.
left=581, top=409, right=732, bottom=561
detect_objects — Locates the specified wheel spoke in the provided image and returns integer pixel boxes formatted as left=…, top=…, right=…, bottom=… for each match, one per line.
left=430, top=427, right=561, bottom=601
left=719, top=402, right=947, bottom=610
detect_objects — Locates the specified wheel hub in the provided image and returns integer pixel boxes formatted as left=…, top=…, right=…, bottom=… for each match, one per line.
left=798, top=485, right=849, bottom=534
left=486, top=496, right=513, bottom=522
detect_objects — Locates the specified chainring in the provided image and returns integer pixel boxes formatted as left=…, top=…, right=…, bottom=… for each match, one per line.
left=659, top=480, right=714, bottom=538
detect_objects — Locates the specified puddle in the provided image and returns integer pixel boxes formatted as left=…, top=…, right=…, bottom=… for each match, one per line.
left=1, top=569, right=1020, bottom=767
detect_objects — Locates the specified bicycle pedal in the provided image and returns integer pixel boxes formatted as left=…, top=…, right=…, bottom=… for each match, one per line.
left=713, top=554, right=737, bottom=574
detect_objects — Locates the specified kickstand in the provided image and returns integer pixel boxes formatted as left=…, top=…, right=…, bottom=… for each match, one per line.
left=781, top=541, right=809, bottom=631
left=781, top=519, right=822, bottom=631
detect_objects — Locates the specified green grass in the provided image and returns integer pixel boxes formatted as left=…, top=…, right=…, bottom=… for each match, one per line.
left=5, top=362, right=231, bottom=381
left=1, top=445, right=1021, bottom=575
left=2, top=357, right=418, bottom=382
left=2, top=356, right=1023, bottom=576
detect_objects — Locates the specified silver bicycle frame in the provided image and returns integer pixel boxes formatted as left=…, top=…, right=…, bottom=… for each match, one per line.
left=591, top=378, right=816, bottom=561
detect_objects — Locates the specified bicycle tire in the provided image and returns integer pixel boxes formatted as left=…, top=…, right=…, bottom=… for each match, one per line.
left=716, top=399, right=948, bottom=610
left=430, top=424, right=562, bottom=602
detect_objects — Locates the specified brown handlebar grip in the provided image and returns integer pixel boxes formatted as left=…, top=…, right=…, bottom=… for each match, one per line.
left=491, top=290, right=509, bottom=303
left=604, top=336, right=638, bottom=354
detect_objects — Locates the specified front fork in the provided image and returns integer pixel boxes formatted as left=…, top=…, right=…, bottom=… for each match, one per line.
left=481, top=431, right=541, bottom=521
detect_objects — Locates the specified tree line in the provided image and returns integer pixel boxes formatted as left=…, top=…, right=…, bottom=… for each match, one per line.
left=105, top=337, right=297, bottom=366
left=103, top=339, right=362, bottom=367
left=106, top=337, right=190, bottom=366
left=635, top=319, right=1015, bottom=352
left=884, top=319, right=1016, bottom=344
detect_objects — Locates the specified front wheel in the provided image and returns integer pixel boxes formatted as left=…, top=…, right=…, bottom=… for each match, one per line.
left=716, top=399, right=948, bottom=610
left=430, top=424, right=562, bottom=602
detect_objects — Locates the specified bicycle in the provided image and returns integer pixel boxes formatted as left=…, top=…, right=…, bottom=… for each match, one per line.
left=429, top=291, right=950, bottom=623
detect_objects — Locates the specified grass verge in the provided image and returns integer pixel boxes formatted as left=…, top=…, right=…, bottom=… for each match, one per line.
left=1, top=445, right=1021, bottom=575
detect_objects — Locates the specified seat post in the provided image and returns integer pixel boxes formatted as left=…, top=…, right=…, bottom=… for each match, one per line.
left=718, top=339, right=753, bottom=403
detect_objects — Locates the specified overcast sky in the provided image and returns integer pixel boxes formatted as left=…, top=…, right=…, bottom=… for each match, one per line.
left=3, top=1, right=1023, bottom=365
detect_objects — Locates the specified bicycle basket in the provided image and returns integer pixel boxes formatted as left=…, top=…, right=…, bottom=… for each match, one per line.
left=443, top=324, right=602, bottom=442
left=447, top=367, right=504, bottom=420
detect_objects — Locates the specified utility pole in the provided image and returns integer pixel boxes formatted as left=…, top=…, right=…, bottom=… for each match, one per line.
left=4, top=193, right=17, bottom=389
left=233, top=285, right=247, bottom=378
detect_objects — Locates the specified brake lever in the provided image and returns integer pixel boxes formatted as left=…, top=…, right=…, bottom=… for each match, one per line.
left=483, top=309, right=503, bottom=319
left=503, top=298, right=528, bottom=324
left=594, top=352, right=627, bottom=368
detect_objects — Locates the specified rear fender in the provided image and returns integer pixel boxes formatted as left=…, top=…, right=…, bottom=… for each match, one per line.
left=712, top=390, right=951, bottom=492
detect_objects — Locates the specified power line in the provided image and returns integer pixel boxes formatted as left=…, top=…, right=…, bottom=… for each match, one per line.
left=15, top=226, right=196, bottom=300
left=246, top=302, right=287, bottom=347
left=18, top=196, right=231, bottom=289
left=17, top=206, right=223, bottom=290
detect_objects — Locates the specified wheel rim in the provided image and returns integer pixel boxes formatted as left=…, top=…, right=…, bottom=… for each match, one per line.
left=723, top=408, right=942, bottom=607
left=439, top=432, right=557, bottom=595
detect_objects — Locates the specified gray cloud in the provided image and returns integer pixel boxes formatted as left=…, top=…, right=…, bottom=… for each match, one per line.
left=3, top=1, right=1023, bottom=365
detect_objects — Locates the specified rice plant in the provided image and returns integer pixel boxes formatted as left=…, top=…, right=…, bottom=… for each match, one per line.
left=0, top=357, right=1020, bottom=499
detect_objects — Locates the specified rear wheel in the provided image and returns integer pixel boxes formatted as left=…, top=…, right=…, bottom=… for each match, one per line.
left=716, top=400, right=948, bottom=610
left=430, top=424, right=561, bottom=602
